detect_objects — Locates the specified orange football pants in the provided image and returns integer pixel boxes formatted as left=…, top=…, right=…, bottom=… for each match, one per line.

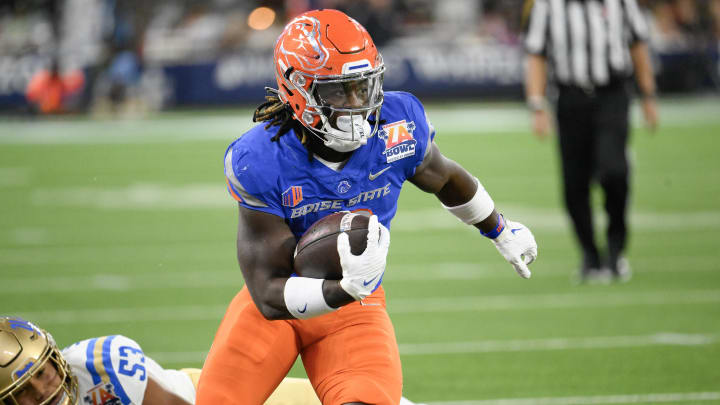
left=196, top=286, right=402, bottom=405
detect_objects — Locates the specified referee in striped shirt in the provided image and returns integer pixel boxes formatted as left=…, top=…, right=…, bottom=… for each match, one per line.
left=523, top=0, right=659, bottom=282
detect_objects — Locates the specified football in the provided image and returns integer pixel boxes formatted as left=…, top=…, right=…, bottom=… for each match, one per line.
left=293, top=211, right=371, bottom=280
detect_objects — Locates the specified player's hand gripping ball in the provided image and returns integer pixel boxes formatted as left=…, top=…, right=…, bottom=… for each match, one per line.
left=294, top=211, right=389, bottom=300
left=293, top=211, right=372, bottom=280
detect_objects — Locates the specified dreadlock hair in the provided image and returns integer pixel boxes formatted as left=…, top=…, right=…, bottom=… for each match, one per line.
left=252, top=88, right=307, bottom=144
left=253, top=88, right=322, bottom=161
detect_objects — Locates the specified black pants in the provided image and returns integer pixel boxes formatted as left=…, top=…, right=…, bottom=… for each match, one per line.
left=555, top=83, right=630, bottom=269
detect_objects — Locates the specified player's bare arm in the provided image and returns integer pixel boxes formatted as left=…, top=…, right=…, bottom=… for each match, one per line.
left=142, top=378, right=191, bottom=405
left=409, top=141, right=502, bottom=233
left=410, top=141, right=538, bottom=278
left=630, top=42, right=659, bottom=132
left=236, top=205, right=355, bottom=320
left=525, top=53, right=552, bottom=138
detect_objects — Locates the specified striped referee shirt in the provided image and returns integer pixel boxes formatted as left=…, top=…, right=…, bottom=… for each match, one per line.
left=524, top=0, right=649, bottom=88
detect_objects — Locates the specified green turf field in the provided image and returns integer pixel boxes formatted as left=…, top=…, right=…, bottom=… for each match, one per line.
left=1, top=97, right=719, bottom=404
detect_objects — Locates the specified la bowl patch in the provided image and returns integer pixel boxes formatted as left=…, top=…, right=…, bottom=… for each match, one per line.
left=379, top=120, right=417, bottom=163
left=83, top=383, right=122, bottom=405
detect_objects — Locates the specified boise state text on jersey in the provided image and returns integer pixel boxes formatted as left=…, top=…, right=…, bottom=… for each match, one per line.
left=224, top=91, right=436, bottom=239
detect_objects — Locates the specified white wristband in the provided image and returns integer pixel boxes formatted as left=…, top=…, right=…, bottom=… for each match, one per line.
left=442, top=177, right=495, bottom=225
left=283, top=277, right=336, bottom=319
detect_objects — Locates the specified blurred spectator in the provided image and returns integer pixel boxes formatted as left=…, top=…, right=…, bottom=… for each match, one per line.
left=478, top=0, right=522, bottom=45
left=144, top=1, right=252, bottom=61
left=674, top=0, right=699, bottom=33
left=25, top=59, right=85, bottom=114
left=336, top=0, right=400, bottom=47
left=648, top=0, right=689, bottom=52
left=712, top=0, right=720, bottom=41
left=0, top=0, right=59, bottom=55
left=91, top=48, right=143, bottom=115
left=646, top=0, right=718, bottom=92
left=89, top=0, right=151, bottom=115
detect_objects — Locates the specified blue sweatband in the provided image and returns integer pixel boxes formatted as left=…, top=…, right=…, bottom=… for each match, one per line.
left=480, top=213, right=505, bottom=239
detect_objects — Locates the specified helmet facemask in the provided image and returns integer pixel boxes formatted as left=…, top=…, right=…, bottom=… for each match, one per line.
left=288, top=62, right=385, bottom=153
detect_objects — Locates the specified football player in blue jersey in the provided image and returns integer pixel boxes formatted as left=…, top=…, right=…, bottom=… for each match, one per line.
left=198, top=9, right=538, bottom=405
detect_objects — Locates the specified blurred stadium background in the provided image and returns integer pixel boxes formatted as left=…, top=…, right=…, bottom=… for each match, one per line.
left=1, top=0, right=719, bottom=404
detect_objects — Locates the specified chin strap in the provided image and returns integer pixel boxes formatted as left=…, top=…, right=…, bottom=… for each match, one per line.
left=321, top=115, right=371, bottom=152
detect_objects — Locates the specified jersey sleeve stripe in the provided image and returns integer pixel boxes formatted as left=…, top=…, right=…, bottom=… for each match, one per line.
left=92, top=337, right=108, bottom=385
left=423, top=111, right=434, bottom=158
left=623, top=0, right=649, bottom=42
left=525, top=0, right=550, bottom=54
left=102, top=335, right=132, bottom=405
left=226, top=178, right=243, bottom=202
left=85, top=338, right=102, bottom=385
left=226, top=174, right=270, bottom=208
left=224, top=149, right=270, bottom=208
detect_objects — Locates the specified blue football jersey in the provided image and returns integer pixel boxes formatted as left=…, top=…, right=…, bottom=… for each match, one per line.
left=224, top=91, right=436, bottom=239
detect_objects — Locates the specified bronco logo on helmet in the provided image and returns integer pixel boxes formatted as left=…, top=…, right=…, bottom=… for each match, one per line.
left=277, top=16, right=330, bottom=72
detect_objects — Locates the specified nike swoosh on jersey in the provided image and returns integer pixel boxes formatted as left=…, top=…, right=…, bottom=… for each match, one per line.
left=363, top=275, right=379, bottom=286
left=368, top=166, right=391, bottom=181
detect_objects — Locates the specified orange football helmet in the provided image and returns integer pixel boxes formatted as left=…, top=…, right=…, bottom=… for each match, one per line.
left=274, top=9, right=385, bottom=152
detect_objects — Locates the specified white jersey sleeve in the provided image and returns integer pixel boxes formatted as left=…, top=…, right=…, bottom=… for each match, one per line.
left=62, top=335, right=195, bottom=405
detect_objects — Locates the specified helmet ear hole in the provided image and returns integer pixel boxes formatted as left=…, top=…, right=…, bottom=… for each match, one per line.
left=302, top=111, right=314, bottom=124
left=290, top=72, right=306, bottom=87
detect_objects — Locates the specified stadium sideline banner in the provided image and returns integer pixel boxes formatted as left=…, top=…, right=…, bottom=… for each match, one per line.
left=1, top=45, right=717, bottom=109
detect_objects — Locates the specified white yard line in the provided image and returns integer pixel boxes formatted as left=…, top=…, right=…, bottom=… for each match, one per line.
left=397, top=333, right=716, bottom=355
left=387, top=289, right=720, bottom=313
left=20, top=185, right=720, bottom=230
left=2, top=259, right=717, bottom=291
left=143, top=332, right=716, bottom=364
left=0, top=115, right=251, bottom=144
left=2, top=271, right=244, bottom=293
left=425, top=391, right=720, bottom=405
left=4, top=255, right=717, bottom=293
left=392, top=207, right=720, bottom=232
left=14, top=289, right=720, bottom=324
left=30, top=183, right=229, bottom=210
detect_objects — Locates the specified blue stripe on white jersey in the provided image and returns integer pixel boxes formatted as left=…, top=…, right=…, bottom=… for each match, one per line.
left=102, top=336, right=131, bottom=405
left=83, top=336, right=132, bottom=405
left=85, top=338, right=100, bottom=385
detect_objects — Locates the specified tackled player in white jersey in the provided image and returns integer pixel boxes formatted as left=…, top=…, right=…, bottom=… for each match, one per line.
left=0, top=317, right=422, bottom=405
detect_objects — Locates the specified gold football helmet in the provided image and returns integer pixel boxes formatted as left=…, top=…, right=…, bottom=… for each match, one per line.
left=0, top=317, right=77, bottom=405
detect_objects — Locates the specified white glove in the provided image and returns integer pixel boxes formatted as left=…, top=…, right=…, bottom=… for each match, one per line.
left=338, top=215, right=390, bottom=300
left=492, top=218, right=538, bottom=279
